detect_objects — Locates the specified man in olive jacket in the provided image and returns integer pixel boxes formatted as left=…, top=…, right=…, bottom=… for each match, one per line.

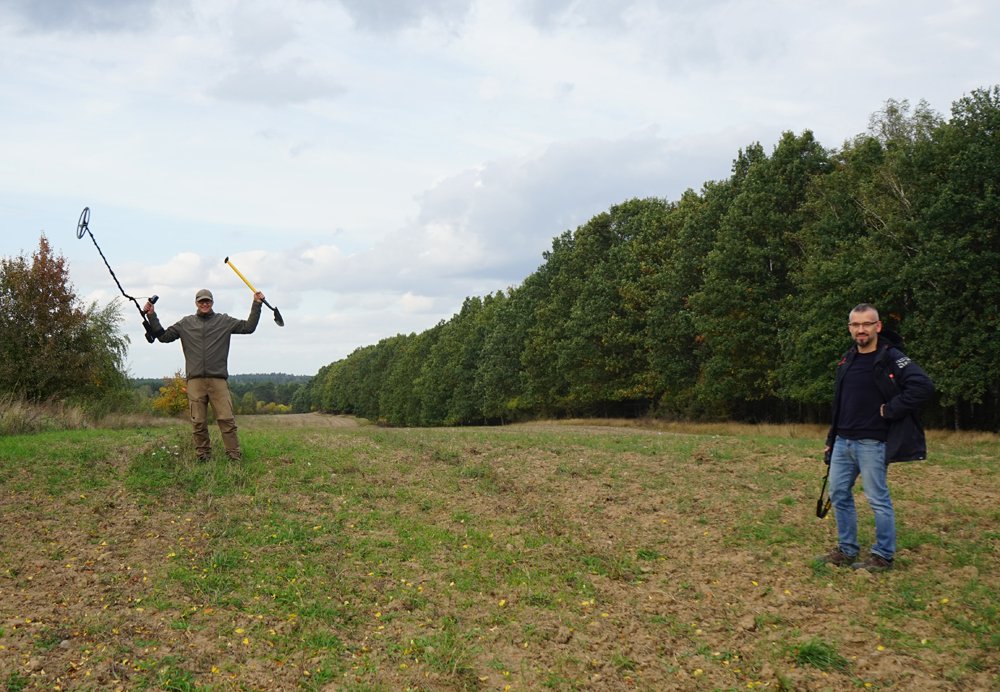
left=144, top=288, right=264, bottom=461
left=818, top=303, right=934, bottom=573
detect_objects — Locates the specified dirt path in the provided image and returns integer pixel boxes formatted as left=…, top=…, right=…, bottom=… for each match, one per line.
left=240, top=412, right=361, bottom=428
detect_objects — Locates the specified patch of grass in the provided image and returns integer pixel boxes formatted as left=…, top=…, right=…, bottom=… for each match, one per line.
left=611, top=651, right=638, bottom=671
left=303, top=629, right=345, bottom=651
left=0, top=429, right=135, bottom=495
left=754, top=612, right=785, bottom=629
left=579, top=549, right=638, bottom=582
left=636, top=547, right=660, bottom=560
left=33, top=628, right=67, bottom=652
left=897, top=528, right=942, bottom=551
left=409, top=616, right=480, bottom=686
left=4, top=672, right=30, bottom=692
left=791, top=637, right=850, bottom=673
left=732, top=507, right=800, bottom=546
left=145, top=658, right=198, bottom=691
left=878, top=577, right=931, bottom=618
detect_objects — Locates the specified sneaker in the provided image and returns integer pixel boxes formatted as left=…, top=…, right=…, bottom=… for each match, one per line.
left=815, top=548, right=857, bottom=567
left=852, top=554, right=893, bottom=573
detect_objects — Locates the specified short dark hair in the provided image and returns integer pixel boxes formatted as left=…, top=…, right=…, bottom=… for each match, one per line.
left=850, top=303, right=880, bottom=320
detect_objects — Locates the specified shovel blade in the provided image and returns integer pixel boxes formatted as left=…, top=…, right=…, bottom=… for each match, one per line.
left=260, top=298, right=284, bottom=326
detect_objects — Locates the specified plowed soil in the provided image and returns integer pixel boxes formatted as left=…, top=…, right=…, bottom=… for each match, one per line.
left=0, top=417, right=996, bottom=690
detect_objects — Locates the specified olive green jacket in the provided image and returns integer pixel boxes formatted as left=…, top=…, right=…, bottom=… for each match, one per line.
left=147, top=301, right=262, bottom=380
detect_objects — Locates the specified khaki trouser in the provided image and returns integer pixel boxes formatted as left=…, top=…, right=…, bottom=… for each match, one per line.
left=186, top=377, right=241, bottom=460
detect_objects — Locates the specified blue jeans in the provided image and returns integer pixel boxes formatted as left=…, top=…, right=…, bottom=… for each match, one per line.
left=829, top=436, right=895, bottom=560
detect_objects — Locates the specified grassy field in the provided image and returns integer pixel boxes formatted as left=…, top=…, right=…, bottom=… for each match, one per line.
left=0, top=414, right=997, bottom=690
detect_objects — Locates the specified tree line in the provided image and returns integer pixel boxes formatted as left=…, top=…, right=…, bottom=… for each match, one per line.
left=300, top=87, right=1000, bottom=430
left=132, top=374, right=311, bottom=415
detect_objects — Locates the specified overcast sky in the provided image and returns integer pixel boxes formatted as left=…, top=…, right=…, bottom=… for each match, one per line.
left=1, top=0, right=996, bottom=379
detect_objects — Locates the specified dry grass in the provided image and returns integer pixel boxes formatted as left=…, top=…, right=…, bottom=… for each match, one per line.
left=0, top=393, right=180, bottom=435
left=527, top=416, right=830, bottom=439
left=0, top=394, right=87, bottom=435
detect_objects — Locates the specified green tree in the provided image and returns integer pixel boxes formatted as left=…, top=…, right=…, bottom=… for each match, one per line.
left=0, top=235, right=129, bottom=402
left=519, top=231, right=578, bottom=415
left=691, top=134, right=831, bottom=418
left=252, top=381, right=277, bottom=405
left=419, top=297, right=492, bottom=425
left=290, top=384, right=312, bottom=413
left=906, top=86, right=1000, bottom=427
left=645, top=184, right=728, bottom=416
left=561, top=199, right=672, bottom=414
left=380, top=330, right=439, bottom=425
left=784, top=99, right=945, bottom=416
left=475, top=289, right=529, bottom=422
left=240, top=391, right=257, bottom=415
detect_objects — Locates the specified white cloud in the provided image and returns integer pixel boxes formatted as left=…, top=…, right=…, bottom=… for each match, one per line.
left=211, top=59, right=347, bottom=105
left=2, top=0, right=998, bottom=377
left=335, top=0, right=475, bottom=32
left=2, top=0, right=159, bottom=32
left=400, top=291, right=436, bottom=313
left=228, top=0, right=300, bottom=55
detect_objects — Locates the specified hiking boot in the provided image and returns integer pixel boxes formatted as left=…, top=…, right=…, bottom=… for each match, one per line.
left=852, top=554, right=893, bottom=573
left=197, top=454, right=211, bottom=462
left=815, top=548, right=857, bottom=567
left=227, top=453, right=242, bottom=462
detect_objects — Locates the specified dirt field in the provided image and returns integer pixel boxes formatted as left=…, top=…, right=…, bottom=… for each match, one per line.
left=0, top=416, right=996, bottom=690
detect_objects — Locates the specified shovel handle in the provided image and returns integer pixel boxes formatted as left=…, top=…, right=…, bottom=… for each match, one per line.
left=224, top=256, right=257, bottom=293
left=224, top=256, right=283, bottom=325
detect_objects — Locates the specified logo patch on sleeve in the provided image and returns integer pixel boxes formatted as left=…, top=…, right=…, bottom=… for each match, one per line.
left=895, top=356, right=912, bottom=369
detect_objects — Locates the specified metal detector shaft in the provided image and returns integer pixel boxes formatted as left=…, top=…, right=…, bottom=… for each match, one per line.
left=223, top=256, right=284, bottom=326
left=76, top=206, right=161, bottom=342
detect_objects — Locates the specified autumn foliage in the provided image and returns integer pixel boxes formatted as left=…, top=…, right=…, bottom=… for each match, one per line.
left=0, top=235, right=129, bottom=401
left=151, top=371, right=189, bottom=416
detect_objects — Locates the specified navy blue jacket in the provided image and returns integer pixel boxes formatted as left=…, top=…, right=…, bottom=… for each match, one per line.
left=826, top=330, right=935, bottom=463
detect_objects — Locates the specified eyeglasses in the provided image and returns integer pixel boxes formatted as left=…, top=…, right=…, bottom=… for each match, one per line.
left=197, top=299, right=213, bottom=305
left=848, top=321, right=878, bottom=330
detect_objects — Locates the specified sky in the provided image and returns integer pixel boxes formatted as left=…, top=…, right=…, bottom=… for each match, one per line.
left=1, top=0, right=996, bottom=379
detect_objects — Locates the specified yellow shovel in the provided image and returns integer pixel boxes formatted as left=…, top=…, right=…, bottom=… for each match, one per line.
left=224, top=256, right=285, bottom=326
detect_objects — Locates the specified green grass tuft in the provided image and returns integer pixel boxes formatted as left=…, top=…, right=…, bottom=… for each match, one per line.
left=792, top=637, right=851, bottom=672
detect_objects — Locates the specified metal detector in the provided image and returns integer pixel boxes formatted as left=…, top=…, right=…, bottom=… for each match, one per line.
left=224, top=256, right=284, bottom=326
left=76, top=207, right=161, bottom=342
left=816, top=464, right=832, bottom=519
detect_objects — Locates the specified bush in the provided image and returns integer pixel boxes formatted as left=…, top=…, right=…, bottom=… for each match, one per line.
left=152, top=371, right=189, bottom=416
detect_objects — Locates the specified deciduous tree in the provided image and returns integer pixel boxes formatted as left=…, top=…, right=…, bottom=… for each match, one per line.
left=0, top=235, right=129, bottom=401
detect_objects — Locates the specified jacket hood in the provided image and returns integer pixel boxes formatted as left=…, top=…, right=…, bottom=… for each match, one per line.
left=878, top=327, right=905, bottom=352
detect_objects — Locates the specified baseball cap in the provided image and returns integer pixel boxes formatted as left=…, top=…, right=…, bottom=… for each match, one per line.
left=195, top=289, right=214, bottom=302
